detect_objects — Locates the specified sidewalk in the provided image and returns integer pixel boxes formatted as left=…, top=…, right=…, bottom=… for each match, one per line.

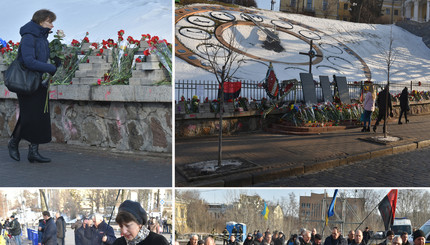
left=175, top=114, right=430, bottom=186
left=0, top=138, right=172, bottom=187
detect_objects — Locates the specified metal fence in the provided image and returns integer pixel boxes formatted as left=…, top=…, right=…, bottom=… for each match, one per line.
left=175, top=80, right=430, bottom=103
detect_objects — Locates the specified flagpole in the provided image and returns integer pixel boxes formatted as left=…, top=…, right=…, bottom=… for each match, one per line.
left=354, top=199, right=383, bottom=231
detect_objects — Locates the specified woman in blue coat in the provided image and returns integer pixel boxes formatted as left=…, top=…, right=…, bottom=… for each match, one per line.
left=8, top=9, right=59, bottom=163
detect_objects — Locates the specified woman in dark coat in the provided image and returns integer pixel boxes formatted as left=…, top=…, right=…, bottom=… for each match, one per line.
left=8, top=9, right=59, bottom=163
left=113, top=200, right=169, bottom=245
left=398, top=87, right=409, bottom=124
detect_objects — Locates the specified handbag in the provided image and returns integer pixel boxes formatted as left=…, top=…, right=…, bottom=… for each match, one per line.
left=5, top=59, right=41, bottom=95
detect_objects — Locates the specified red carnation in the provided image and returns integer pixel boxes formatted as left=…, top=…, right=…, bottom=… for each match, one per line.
left=144, top=49, right=150, bottom=56
left=91, top=42, right=98, bottom=49
left=135, top=58, right=142, bottom=63
left=124, top=53, right=128, bottom=57
left=97, top=79, right=101, bottom=85
left=118, top=30, right=125, bottom=36
left=83, top=37, right=90, bottom=43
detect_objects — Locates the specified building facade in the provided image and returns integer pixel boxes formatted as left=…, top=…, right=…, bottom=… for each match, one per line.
left=299, top=193, right=365, bottom=235
left=279, top=0, right=429, bottom=22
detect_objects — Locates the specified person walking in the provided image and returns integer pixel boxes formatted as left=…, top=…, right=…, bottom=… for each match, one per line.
left=362, top=84, right=376, bottom=132
left=398, top=87, right=410, bottom=124
left=8, top=9, right=59, bottom=163
left=373, top=85, right=393, bottom=133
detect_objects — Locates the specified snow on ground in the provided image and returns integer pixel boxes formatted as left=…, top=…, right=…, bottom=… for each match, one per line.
left=175, top=4, right=430, bottom=84
left=1, top=0, right=172, bottom=44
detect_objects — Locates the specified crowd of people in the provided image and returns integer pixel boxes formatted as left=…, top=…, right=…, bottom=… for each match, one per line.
left=178, top=226, right=427, bottom=245
left=1, top=200, right=169, bottom=245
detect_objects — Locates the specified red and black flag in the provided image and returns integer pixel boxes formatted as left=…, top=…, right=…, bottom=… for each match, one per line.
left=378, top=189, right=398, bottom=231
left=218, top=81, right=241, bottom=101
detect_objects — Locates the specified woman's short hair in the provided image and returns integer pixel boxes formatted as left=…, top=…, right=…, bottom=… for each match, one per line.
left=32, top=9, right=56, bottom=24
left=115, top=211, right=140, bottom=225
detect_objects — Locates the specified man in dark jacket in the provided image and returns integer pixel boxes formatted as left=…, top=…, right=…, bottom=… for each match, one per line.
left=401, top=232, right=411, bottom=245
left=324, top=227, right=347, bottom=245
left=373, top=85, right=394, bottom=133
left=76, top=218, right=92, bottom=245
left=253, top=232, right=264, bottom=245
left=244, top=234, right=254, bottom=245
left=301, top=231, right=312, bottom=245
left=352, top=230, right=366, bottom=245
left=85, top=214, right=116, bottom=245
left=363, top=227, right=371, bottom=245
left=56, top=213, right=66, bottom=245
left=38, top=218, right=46, bottom=245
left=41, top=211, right=57, bottom=245
left=72, top=217, right=83, bottom=245
left=9, top=216, right=22, bottom=245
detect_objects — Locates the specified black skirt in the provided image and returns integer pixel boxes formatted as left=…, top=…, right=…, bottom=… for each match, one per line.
left=14, top=85, right=51, bottom=144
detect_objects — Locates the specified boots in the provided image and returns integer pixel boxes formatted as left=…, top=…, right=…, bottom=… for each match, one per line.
left=28, top=144, right=51, bottom=163
left=8, top=137, right=20, bottom=161
left=366, top=126, right=370, bottom=132
left=361, top=126, right=366, bottom=132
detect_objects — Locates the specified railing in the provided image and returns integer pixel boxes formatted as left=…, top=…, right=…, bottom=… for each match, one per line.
left=175, top=80, right=430, bottom=103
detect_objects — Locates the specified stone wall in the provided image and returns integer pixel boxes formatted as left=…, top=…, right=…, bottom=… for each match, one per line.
left=176, top=101, right=430, bottom=138
left=0, top=43, right=172, bottom=153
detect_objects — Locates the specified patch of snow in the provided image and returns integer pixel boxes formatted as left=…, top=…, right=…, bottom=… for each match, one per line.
left=188, top=159, right=243, bottom=172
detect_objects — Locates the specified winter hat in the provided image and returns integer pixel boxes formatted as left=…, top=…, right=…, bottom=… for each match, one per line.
left=256, top=233, right=263, bottom=239
left=387, top=231, right=395, bottom=236
left=248, top=234, right=253, bottom=237
left=118, top=200, right=148, bottom=225
left=413, top=230, right=425, bottom=241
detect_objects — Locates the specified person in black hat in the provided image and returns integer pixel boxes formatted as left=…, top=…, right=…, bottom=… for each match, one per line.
left=412, top=230, right=425, bottom=245
left=244, top=233, right=254, bottom=245
left=378, top=231, right=395, bottom=245
left=113, top=200, right=169, bottom=245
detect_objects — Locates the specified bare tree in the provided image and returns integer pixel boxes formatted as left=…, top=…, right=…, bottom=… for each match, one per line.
left=381, top=27, right=397, bottom=138
left=200, top=26, right=244, bottom=166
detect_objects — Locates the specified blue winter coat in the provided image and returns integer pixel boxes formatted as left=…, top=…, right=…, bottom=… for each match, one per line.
left=18, top=20, right=56, bottom=75
left=41, top=218, right=57, bottom=245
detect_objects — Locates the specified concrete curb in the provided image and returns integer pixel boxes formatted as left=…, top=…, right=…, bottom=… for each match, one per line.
left=183, top=139, right=430, bottom=187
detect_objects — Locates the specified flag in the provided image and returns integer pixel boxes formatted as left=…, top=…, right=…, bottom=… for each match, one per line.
left=261, top=202, right=269, bottom=220
left=378, top=189, right=398, bottom=231
left=325, top=189, right=339, bottom=225
left=263, top=62, right=279, bottom=99
left=218, top=81, right=241, bottom=100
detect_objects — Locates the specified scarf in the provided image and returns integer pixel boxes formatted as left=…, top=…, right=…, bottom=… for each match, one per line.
left=125, top=226, right=150, bottom=245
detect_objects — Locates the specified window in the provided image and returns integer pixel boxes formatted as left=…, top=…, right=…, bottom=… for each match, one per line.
left=291, top=0, right=296, bottom=7
left=344, top=3, right=348, bottom=10
left=394, top=9, right=399, bottom=15
left=307, top=0, right=312, bottom=9
left=386, top=8, right=390, bottom=15
left=323, top=0, right=328, bottom=10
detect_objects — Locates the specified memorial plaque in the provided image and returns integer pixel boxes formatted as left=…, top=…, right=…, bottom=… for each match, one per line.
left=335, top=76, right=351, bottom=104
left=319, top=75, right=333, bottom=102
left=300, top=73, right=317, bottom=104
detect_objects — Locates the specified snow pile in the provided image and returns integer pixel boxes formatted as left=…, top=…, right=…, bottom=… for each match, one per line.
left=0, top=0, right=172, bottom=44
left=175, top=4, right=430, bottom=83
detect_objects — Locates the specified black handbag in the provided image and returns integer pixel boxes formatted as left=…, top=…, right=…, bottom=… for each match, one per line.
left=5, top=59, right=41, bottom=95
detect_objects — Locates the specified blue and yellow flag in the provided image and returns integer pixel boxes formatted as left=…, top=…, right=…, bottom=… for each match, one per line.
left=325, top=189, right=339, bottom=225
left=261, top=201, right=269, bottom=220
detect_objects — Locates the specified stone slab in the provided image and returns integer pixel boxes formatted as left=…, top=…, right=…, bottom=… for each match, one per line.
left=54, top=85, right=92, bottom=101
left=131, top=70, right=166, bottom=81
left=145, top=55, right=159, bottom=63
left=134, top=85, right=171, bottom=102
left=73, top=77, right=100, bottom=85
left=300, top=73, right=318, bottom=104
left=0, top=64, right=8, bottom=72
left=136, top=62, right=160, bottom=70
left=88, top=56, right=106, bottom=64
left=129, top=78, right=156, bottom=86
left=91, top=86, right=135, bottom=102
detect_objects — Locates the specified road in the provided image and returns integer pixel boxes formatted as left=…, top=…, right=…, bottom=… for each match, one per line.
left=256, top=146, right=430, bottom=187
left=0, top=138, right=172, bottom=187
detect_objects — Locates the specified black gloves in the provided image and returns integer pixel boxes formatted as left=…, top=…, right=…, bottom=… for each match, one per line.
left=53, top=56, right=62, bottom=68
